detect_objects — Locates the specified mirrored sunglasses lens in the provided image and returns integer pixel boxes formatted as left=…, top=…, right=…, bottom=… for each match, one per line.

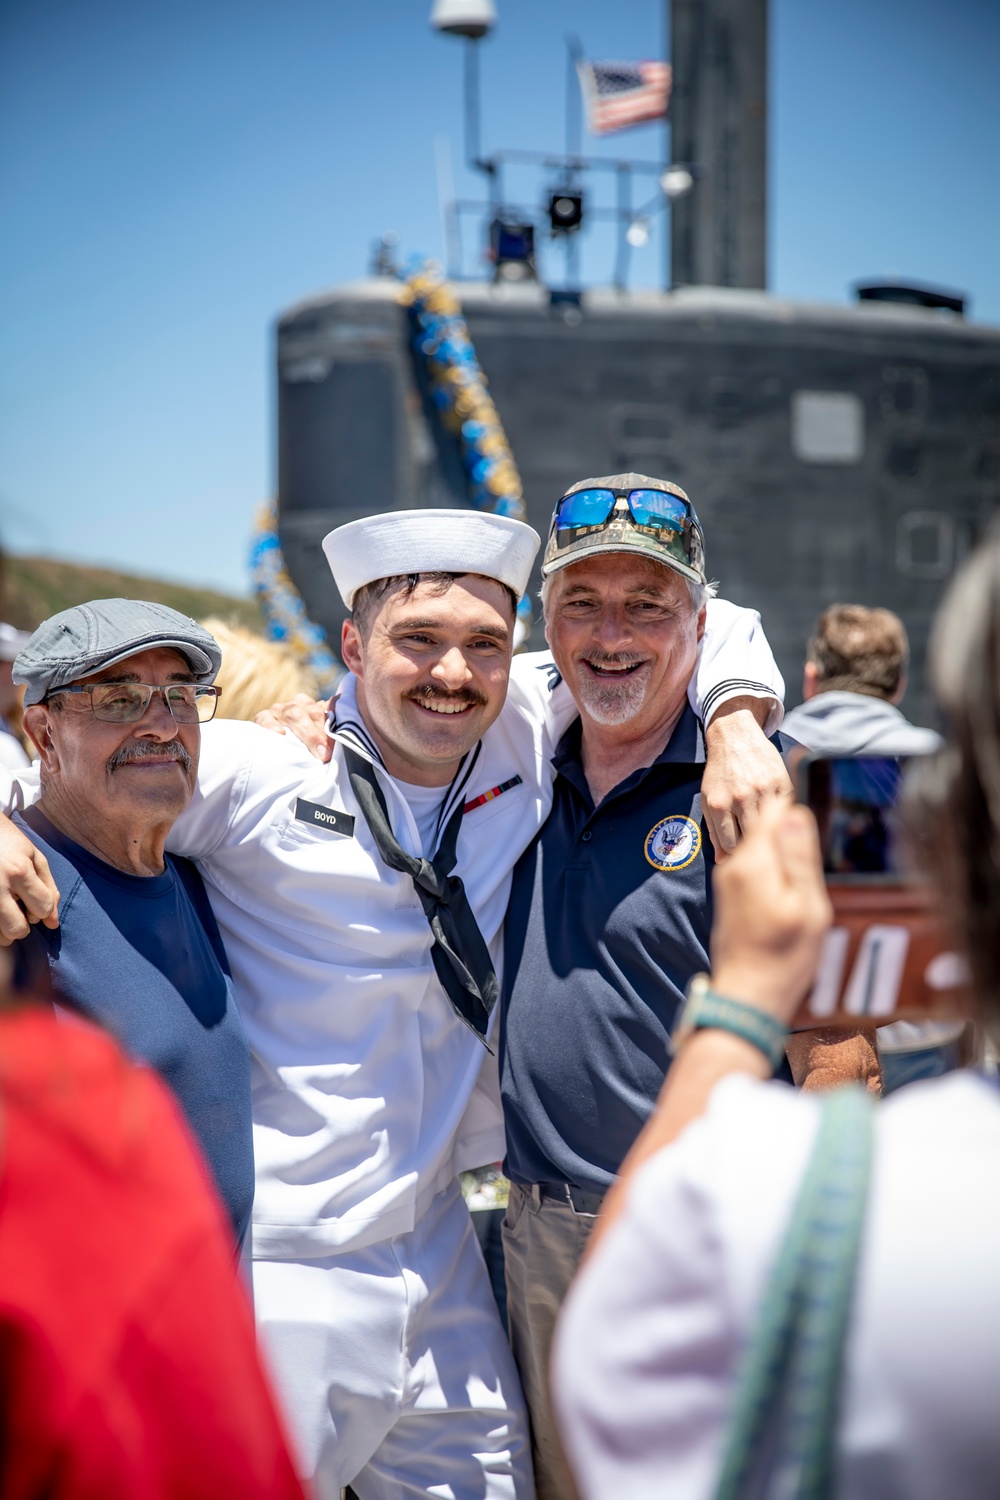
left=627, top=490, right=688, bottom=532
left=556, top=489, right=616, bottom=531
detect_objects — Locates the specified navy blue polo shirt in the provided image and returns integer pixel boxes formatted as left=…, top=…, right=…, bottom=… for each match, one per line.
left=500, top=706, right=788, bottom=1197
left=15, top=806, right=255, bottom=1246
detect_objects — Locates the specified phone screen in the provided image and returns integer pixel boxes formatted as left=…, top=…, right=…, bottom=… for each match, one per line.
left=803, top=755, right=908, bottom=880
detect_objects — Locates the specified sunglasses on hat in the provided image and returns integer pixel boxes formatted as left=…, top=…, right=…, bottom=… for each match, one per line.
left=553, top=486, right=695, bottom=536
left=546, top=485, right=705, bottom=581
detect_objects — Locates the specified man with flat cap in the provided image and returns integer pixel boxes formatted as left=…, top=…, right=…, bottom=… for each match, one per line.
left=8, top=600, right=254, bottom=1246
left=0, top=511, right=785, bottom=1500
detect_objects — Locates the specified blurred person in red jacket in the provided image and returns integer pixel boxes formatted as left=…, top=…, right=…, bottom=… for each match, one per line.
left=0, top=959, right=306, bottom=1500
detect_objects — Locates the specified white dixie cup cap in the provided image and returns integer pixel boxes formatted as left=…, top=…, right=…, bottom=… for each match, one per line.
left=322, top=509, right=541, bottom=610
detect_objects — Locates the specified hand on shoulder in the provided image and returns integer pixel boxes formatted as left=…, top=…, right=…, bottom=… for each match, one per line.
left=253, top=693, right=333, bottom=763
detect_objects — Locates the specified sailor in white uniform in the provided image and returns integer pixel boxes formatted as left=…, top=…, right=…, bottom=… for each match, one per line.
left=0, top=509, right=785, bottom=1499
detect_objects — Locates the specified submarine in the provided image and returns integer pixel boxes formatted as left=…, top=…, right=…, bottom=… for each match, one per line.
left=269, top=0, right=1000, bottom=723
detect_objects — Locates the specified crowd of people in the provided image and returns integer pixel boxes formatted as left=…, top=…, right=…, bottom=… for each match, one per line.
left=0, top=471, right=992, bottom=1498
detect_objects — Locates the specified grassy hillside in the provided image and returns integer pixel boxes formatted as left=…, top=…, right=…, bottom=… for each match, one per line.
left=1, top=555, right=264, bottom=634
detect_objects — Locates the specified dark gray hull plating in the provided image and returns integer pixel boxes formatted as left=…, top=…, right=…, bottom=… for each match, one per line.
left=276, top=279, right=1000, bottom=721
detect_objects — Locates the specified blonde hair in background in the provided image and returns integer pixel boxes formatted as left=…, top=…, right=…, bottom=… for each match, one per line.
left=200, top=619, right=322, bottom=723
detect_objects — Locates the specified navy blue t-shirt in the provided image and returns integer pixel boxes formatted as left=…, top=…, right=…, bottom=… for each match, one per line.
left=16, top=806, right=254, bottom=1245
left=500, top=707, right=791, bottom=1197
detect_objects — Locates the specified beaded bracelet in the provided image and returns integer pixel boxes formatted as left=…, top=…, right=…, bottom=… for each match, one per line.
left=672, top=972, right=789, bottom=1072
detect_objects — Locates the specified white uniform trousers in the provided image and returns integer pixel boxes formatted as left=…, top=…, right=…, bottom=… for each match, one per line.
left=253, top=1180, right=535, bottom=1500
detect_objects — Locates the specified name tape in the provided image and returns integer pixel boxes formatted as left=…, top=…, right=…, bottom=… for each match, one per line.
left=294, top=798, right=356, bottom=838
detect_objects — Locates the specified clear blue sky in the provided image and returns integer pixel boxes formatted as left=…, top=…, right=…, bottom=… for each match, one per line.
left=1, top=0, right=997, bottom=596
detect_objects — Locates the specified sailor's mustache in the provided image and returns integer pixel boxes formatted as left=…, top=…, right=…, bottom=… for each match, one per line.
left=405, top=686, right=488, bottom=709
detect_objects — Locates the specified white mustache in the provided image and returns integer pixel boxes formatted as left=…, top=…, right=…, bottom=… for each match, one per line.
left=107, top=739, right=192, bottom=774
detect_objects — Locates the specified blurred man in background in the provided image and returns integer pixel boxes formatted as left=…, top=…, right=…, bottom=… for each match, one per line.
left=781, top=604, right=941, bottom=756
left=782, top=604, right=964, bottom=1091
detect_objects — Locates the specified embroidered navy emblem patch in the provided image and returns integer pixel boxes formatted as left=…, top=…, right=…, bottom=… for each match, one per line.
left=644, top=815, right=702, bottom=872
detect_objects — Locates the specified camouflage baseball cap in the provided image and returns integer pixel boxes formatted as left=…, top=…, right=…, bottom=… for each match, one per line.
left=541, top=471, right=707, bottom=585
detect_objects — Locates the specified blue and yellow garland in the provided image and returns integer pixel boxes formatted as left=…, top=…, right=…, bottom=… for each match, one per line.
left=249, top=255, right=531, bottom=664
left=248, top=498, right=341, bottom=691
left=400, top=257, right=526, bottom=522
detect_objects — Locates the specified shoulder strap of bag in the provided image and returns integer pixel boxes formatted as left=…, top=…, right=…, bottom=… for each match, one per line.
left=715, top=1084, right=874, bottom=1500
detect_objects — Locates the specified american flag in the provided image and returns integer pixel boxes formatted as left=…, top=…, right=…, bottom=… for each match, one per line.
left=578, top=60, right=672, bottom=136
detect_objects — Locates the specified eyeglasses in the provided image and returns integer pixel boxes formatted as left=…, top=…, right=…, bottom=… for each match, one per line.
left=45, top=682, right=221, bottom=724
left=553, top=486, right=694, bottom=538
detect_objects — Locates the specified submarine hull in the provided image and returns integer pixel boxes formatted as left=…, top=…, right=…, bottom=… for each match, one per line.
left=276, top=279, right=1000, bottom=721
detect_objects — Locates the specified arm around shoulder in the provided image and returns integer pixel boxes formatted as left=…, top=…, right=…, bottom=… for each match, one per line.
left=691, top=597, right=785, bottom=733
left=694, top=598, right=792, bottom=856
left=0, top=811, right=60, bottom=942
left=166, top=718, right=265, bottom=861
left=168, top=716, right=322, bottom=861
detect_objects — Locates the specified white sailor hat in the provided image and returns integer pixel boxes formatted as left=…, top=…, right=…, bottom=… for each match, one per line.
left=322, top=508, right=541, bottom=610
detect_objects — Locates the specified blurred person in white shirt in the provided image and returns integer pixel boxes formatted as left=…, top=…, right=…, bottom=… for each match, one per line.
left=554, top=528, right=1000, bottom=1500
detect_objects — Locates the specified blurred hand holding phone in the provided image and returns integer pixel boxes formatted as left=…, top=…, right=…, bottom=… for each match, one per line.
left=794, top=753, right=970, bottom=1030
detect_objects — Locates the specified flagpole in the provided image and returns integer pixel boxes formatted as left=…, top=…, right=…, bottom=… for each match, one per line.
left=464, top=37, right=482, bottom=170
left=565, top=35, right=583, bottom=161
left=565, top=36, right=585, bottom=288
left=614, top=162, right=631, bottom=293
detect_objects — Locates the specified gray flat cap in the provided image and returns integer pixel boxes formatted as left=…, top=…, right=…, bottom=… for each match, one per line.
left=13, top=599, right=222, bottom=706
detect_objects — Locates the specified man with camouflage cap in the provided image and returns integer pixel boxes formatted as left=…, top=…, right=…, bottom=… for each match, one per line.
left=497, top=475, right=796, bottom=1499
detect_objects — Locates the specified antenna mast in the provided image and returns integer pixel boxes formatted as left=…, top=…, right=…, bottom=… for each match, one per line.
left=669, top=0, right=767, bottom=289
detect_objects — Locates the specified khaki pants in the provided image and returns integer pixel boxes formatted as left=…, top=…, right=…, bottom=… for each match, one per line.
left=501, top=1184, right=597, bottom=1500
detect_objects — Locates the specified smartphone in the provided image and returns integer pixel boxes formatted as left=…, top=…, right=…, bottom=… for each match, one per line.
left=793, top=753, right=969, bottom=1027
left=799, top=753, right=910, bottom=882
